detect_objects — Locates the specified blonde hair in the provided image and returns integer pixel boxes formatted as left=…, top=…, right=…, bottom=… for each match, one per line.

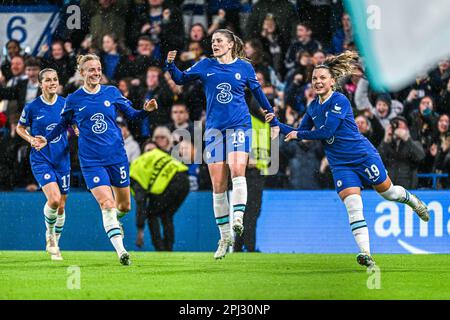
left=77, top=54, right=101, bottom=72
left=152, top=126, right=173, bottom=150
left=213, top=29, right=247, bottom=60
left=315, top=51, right=359, bottom=82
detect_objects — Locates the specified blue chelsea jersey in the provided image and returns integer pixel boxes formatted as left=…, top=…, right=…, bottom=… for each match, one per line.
left=60, top=85, right=131, bottom=168
left=174, top=58, right=258, bottom=131
left=306, top=91, right=378, bottom=166
left=19, top=95, right=70, bottom=172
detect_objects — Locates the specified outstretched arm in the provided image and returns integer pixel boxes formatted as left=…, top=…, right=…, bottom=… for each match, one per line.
left=116, top=91, right=158, bottom=121
left=278, top=112, right=315, bottom=136
left=250, top=86, right=279, bottom=127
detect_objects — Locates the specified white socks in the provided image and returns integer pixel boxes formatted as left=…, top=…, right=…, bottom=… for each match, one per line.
left=344, top=194, right=371, bottom=255
left=213, top=192, right=230, bottom=239
left=231, top=176, right=247, bottom=222
left=379, top=184, right=419, bottom=209
left=44, top=203, right=58, bottom=235
left=102, top=208, right=126, bottom=255
left=55, top=210, right=66, bottom=242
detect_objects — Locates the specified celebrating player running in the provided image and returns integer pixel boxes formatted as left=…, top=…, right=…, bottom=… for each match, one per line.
left=33, top=54, right=158, bottom=265
left=279, top=51, right=429, bottom=267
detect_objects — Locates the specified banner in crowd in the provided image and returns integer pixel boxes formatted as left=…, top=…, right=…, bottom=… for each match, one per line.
left=0, top=5, right=60, bottom=58
left=344, top=0, right=450, bottom=91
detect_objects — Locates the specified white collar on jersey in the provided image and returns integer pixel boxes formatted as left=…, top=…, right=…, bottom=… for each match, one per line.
left=318, top=91, right=335, bottom=105
left=40, top=95, right=58, bottom=105
left=82, top=85, right=101, bottom=95
left=217, top=57, right=238, bottom=65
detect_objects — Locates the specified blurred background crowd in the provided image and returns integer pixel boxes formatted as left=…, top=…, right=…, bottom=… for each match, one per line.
left=1, top=0, right=450, bottom=192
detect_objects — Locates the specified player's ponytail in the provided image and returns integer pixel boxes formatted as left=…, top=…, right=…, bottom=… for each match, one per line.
left=315, top=51, right=359, bottom=82
left=213, top=29, right=249, bottom=61
left=77, top=53, right=101, bottom=72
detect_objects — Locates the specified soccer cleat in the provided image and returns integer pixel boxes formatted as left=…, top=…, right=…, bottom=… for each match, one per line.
left=214, top=238, right=233, bottom=259
left=356, top=253, right=376, bottom=267
left=119, top=251, right=131, bottom=266
left=412, top=195, right=430, bottom=222
left=46, top=232, right=59, bottom=255
left=232, top=217, right=244, bottom=237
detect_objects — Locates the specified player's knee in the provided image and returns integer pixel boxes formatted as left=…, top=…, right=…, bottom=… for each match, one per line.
left=99, top=198, right=115, bottom=210
left=117, top=202, right=131, bottom=213
left=212, top=181, right=227, bottom=193
left=47, top=195, right=61, bottom=209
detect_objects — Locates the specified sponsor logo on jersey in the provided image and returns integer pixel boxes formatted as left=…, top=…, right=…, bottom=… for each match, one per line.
left=331, top=103, right=342, bottom=114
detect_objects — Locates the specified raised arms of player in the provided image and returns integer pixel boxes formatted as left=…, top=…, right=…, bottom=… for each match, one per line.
left=165, top=50, right=202, bottom=85
left=114, top=88, right=158, bottom=120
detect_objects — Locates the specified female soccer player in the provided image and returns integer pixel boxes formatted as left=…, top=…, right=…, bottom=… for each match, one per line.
left=277, top=51, right=429, bottom=267
left=34, top=54, right=158, bottom=265
left=16, top=68, right=75, bottom=261
left=165, top=29, right=279, bottom=259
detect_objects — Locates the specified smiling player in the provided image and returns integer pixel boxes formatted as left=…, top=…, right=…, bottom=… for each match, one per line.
left=277, top=51, right=429, bottom=267
left=34, top=54, right=158, bottom=265
left=165, top=29, right=279, bottom=259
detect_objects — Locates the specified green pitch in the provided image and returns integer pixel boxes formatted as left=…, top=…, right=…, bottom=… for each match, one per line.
left=1, top=251, right=449, bottom=300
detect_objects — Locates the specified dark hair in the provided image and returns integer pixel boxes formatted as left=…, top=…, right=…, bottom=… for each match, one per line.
left=138, top=35, right=154, bottom=44
left=25, top=57, right=41, bottom=68
left=190, top=23, right=207, bottom=39
left=297, top=21, right=312, bottom=31
left=38, top=68, right=58, bottom=83
left=213, top=29, right=246, bottom=60
left=6, top=39, right=21, bottom=49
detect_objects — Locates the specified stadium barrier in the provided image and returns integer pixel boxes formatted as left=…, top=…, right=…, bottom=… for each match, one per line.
left=0, top=190, right=449, bottom=253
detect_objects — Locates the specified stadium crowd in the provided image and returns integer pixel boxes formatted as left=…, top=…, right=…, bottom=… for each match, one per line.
left=1, top=0, right=450, bottom=192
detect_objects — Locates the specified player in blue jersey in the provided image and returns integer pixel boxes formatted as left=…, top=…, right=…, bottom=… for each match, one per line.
left=16, top=68, right=76, bottom=261
left=277, top=51, right=429, bottom=267
left=34, top=54, right=158, bottom=265
left=165, top=29, right=279, bottom=259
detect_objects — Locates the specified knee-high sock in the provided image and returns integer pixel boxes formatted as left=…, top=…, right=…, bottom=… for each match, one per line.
left=344, top=194, right=371, bottom=255
left=213, top=192, right=230, bottom=239
left=102, top=208, right=126, bottom=255
left=44, top=203, right=57, bottom=235
left=55, top=210, right=66, bottom=242
left=379, top=184, right=419, bottom=208
left=231, top=176, right=247, bottom=222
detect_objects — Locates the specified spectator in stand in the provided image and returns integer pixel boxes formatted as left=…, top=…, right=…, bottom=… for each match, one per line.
left=41, top=40, right=77, bottom=87
left=1, top=40, right=22, bottom=82
left=136, top=0, right=185, bottom=59
left=341, top=64, right=364, bottom=108
left=258, top=14, right=287, bottom=78
left=117, top=116, right=141, bottom=164
left=378, top=116, right=425, bottom=189
left=177, top=139, right=200, bottom=191
left=355, top=111, right=385, bottom=148
left=431, top=114, right=450, bottom=187
left=284, top=22, right=322, bottom=70
left=168, top=101, right=195, bottom=143
left=429, top=59, right=450, bottom=97
left=152, top=125, right=173, bottom=153
left=285, top=50, right=313, bottom=91
left=128, top=35, right=161, bottom=82
left=136, top=67, right=173, bottom=133
left=0, top=57, right=41, bottom=119
left=188, top=23, right=211, bottom=55
left=178, top=41, right=207, bottom=71
left=99, top=33, right=130, bottom=84
left=81, top=0, right=129, bottom=50
left=280, top=137, right=324, bottom=189
left=408, top=95, right=439, bottom=176
left=331, top=13, right=353, bottom=54
left=208, top=1, right=243, bottom=36
left=312, top=49, right=326, bottom=66
left=244, top=39, right=271, bottom=75
left=438, top=78, right=450, bottom=115
left=245, top=0, right=298, bottom=55
left=0, top=55, right=26, bottom=119
left=401, top=74, right=434, bottom=117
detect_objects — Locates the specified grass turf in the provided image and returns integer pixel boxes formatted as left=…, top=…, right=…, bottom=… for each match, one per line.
left=0, top=251, right=449, bottom=300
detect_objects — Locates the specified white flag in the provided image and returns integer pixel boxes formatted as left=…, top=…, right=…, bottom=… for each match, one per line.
left=344, top=0, right=450, bottom=90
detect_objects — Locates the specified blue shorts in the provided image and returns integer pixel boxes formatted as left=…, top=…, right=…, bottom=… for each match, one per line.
left=82, top=161, right=130, bottom=190
left=331, top=154, right=388, bottom=193
left=204, top=127, right=252, bottom=164
left=31, top=164, right=70, bottom=194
